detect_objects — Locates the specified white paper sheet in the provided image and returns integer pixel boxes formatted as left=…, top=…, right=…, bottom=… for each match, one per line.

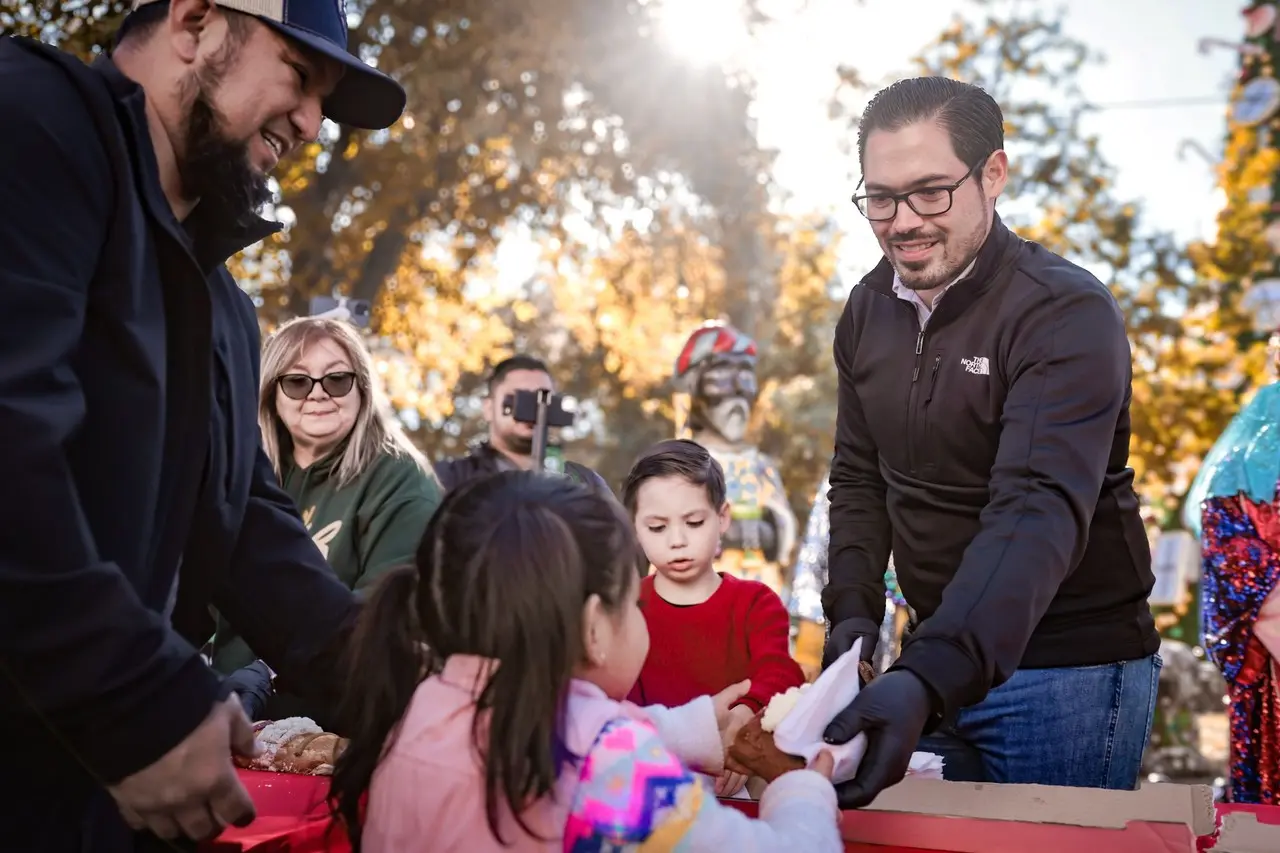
left=771, top=638, right=944, bottom=785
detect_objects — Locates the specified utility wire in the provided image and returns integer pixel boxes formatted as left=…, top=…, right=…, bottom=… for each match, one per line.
left=1087, top=96, right=1226, bottom=111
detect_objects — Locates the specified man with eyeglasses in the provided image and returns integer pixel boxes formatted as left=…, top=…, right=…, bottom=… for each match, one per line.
left=817, top=77, right=1160, bottom=807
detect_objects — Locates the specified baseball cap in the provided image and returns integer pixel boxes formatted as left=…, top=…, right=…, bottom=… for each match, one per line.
left=129, top=0, right=406, bottom=130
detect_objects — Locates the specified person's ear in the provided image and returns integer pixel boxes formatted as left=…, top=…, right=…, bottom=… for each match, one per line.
left=580, top=593, right=609, bottom=668
left=165, top=0, right=220, bottom=64
left=718, top=500, right=732, bottom=536
left=981, top=149, right=1009, bottom=201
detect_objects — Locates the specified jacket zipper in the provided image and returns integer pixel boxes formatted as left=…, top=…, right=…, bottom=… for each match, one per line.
left=919, top=354, right=942, bottom=461
left=906, top=329, right=925, bottom=473
left=924, top=354, right=941, bottom=405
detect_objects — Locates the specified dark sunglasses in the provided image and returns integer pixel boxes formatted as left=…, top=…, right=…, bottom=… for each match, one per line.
left=277, top=372, right=357, bottom=400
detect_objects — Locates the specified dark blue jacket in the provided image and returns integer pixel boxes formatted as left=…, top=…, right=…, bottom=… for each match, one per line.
left=0, top=36, right=358, bottom=791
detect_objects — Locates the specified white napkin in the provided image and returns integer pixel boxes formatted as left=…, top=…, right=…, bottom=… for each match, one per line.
left=771, top=638, right=944, bottom=785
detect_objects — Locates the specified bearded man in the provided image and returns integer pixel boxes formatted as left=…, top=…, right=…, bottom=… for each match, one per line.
left=818, top=77, right=1160, bottom=807
left=0, top=1, right=405, bottom=850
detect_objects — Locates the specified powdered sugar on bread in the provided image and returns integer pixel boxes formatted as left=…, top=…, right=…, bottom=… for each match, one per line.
left=255, top=716, right=323, bottom=759
left=760, top=684, right=810, bottom=733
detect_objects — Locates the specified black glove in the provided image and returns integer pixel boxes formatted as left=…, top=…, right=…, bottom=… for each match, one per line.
left=822, top=616, right=881, bottom=673
left=823, top=669, right=933, bottom=809
left=224, top=660, right=275, bottom=721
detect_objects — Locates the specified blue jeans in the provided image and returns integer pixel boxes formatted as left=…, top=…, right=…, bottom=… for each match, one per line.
left=917, top=653, right=1162, bottom=788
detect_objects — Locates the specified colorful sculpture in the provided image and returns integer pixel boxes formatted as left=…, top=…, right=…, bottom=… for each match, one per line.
left=1187, top=334, right=1280, bottom=803
left=673, top=322, right=797, bottom=600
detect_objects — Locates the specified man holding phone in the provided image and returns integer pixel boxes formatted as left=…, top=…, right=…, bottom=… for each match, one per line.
left=434, top=355, right=611, bottom=493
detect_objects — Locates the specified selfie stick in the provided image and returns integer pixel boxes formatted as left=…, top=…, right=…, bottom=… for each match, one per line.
left=530, top=390, right=552, bottom=472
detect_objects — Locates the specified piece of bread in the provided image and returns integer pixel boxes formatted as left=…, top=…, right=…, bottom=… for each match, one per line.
left=858, top=660, right=876, bottom=686
left=728, top=664, right=877, bottom=782
left=273, top=732, right=346, bottom=775
left=729, top=712, right=805, bottom=782
left=232, top=717, right=348, bottom=776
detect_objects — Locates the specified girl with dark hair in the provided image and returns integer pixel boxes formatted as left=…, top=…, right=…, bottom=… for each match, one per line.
left=329, top=471, right=840, bottom=851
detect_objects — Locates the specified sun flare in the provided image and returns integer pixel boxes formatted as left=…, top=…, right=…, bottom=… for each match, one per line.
left=656, top=0, right=752, bottom=66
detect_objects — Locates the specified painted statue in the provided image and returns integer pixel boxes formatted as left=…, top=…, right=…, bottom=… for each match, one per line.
left=1187, top=334, right=1280, bottom=803
left=673, top=322, right=797, bottom=599
left=789, top=472, right=910, bottom=678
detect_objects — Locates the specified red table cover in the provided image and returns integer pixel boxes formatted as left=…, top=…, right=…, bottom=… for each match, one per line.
left=202, top=770, right=1280, bottom=853
left=202, top=770, right=339, bottom=853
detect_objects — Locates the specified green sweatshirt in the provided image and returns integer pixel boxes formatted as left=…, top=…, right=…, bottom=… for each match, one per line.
left=212, top=446, right=442, bottom=681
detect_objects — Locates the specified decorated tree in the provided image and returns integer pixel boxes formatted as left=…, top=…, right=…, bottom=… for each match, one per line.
left=1187, top=2, right=1280, bottom=424
left=1172, top=0, right=1280, bottom=674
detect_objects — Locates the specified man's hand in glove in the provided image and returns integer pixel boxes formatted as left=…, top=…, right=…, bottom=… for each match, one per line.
left=823, top=617, right=881, bottom=676
left=823, top=669, right=934, bottom=809
left=224, top=660, right=274, bottom=721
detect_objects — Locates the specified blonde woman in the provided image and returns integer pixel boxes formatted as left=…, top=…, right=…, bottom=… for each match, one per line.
left=212, top=317, right=442, bottom=725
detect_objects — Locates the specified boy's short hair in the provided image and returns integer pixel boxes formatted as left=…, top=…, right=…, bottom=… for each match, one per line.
left=622, top=439, right=727, bottom=513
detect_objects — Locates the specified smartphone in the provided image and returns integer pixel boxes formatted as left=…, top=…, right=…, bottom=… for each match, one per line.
left=503, top=389, right=575, bottom=428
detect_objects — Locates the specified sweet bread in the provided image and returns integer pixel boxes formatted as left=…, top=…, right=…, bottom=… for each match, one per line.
left=729, top=712, right=805, bottom=781
left=233, top=717, right=348, bottom=776
left=728, top=664, right=877, bottom=781
left=272, top=731, right=345, bottom=775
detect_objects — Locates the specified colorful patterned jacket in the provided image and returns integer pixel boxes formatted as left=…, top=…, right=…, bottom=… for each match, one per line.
left=361, top=654, right=841, bottom=851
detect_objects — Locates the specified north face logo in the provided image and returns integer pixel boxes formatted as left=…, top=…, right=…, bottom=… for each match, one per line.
left=961, top=356, right=990, bottom=375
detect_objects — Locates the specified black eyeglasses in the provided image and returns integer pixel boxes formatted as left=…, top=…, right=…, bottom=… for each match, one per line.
left=277, top=372, right=357, bottom=400
left=852, top=158, right=987, bottom=222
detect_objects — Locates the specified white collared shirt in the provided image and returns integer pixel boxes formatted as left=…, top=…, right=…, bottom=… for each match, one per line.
left=892, top=258, right=976, bottom=328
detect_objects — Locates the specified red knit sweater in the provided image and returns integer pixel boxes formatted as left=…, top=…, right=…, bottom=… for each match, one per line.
left=627, top=573, right=805, bottom=713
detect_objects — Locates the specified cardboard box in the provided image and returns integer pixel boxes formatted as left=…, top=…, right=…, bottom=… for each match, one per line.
left=1206, top=804, right=1280, bottom=852
left=725, top=778, right=1218, bottom=853
left=212, top=769, right=1280, bottom=853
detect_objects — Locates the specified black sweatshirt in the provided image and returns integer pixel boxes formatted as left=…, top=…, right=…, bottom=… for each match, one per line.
left=822, top=215, right=1159, bottom=719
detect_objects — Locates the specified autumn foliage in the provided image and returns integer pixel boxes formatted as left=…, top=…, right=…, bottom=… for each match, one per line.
left=2, top=0, right=1262, bottom=525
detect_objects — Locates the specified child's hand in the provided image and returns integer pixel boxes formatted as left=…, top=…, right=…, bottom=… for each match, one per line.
left=721, top=704, right=754, bottom=752
left=711, top=679, right=751, bottom=734
left=808, top=749, right=835, bottom=781
left=727, top=712, right=804, bottom=782
left=714, top=768, right=748, bottom=797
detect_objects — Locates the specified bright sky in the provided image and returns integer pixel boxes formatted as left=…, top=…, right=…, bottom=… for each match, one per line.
left=490, top=0, right=1241, bottom=293
left=744, top=0, right=1240, bottom=281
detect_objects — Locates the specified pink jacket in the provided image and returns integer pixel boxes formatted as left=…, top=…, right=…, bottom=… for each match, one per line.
left=361, top=655, right=840, bottom=852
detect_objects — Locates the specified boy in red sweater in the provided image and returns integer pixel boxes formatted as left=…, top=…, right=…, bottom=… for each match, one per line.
left=623, top=438, right=805, bottom=797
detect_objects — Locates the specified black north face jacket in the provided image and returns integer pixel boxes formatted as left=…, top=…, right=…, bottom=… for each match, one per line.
left=822, top=215, right=1159, bottom=719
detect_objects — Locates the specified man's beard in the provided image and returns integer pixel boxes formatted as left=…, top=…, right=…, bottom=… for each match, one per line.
left=177, top=69, right=272, bottom=222
left=503, top=433, right=534, bottom=456
left=889, top=220, right=986, bottom=292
